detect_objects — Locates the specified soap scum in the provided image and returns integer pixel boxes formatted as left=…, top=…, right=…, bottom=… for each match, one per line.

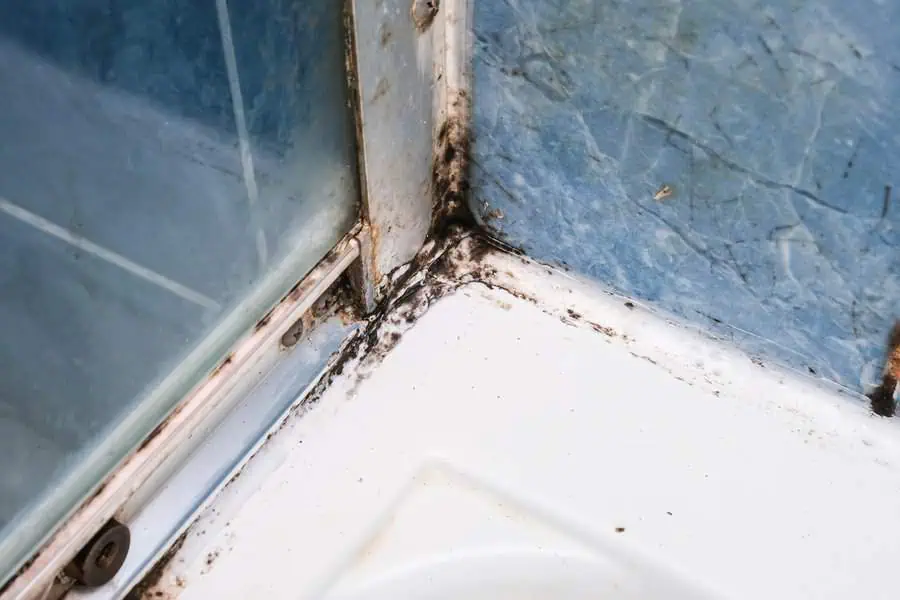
left=869, top=320, right=900, bottom=417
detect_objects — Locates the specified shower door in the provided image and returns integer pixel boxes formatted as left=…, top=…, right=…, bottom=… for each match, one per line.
left=0, top=0, right=359, bottom=582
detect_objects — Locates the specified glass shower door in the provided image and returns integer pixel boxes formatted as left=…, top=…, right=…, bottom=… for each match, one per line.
left=0, top=0, right=359, bottom=582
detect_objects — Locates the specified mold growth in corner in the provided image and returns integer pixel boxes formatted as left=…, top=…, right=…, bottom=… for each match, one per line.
left=430, top=88, right=522, bottom=253
left=431, top=91, right=475, bottom=239
left=283, top=85, right=512, bottom=405
left=271, top=9, right=525, bottom=413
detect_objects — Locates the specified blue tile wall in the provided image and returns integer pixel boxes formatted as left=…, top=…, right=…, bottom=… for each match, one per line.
left=472, top=0, right=899, bottom=392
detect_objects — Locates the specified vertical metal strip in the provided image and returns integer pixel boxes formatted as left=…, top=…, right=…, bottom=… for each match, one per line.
left=346, top=0, right=436, bottom=298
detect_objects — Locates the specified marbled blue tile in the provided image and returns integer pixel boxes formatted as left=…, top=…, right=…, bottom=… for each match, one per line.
left=472, top=0, right=900, bottom=391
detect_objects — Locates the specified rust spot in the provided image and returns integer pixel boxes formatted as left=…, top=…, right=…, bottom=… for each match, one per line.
left=88, top=481, right=107, bottom=502
left=209, top=353, right=234, bottom=379
left=137, top=423, right=166, bottom=453
left=254, top=309, right=274, bottom=332
left=368, top=220, right=383, bottom=256
left=615, top=527, right=626, bottom=533
left=137, top=403, right=186, bottom=452
left=887, top=321, right=900, bottom=380
left=0, top=554, right=37, bottom=596
left=283, top=256, right=331, bottom=304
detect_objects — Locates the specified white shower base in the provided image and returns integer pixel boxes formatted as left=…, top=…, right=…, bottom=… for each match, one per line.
left=120, top=247, right=900, bottom=600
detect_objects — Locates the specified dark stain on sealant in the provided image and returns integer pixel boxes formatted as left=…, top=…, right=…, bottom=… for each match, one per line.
left=125, top=531, right=188, bottom=599
left=209, top=353, right=234, bottom=378
left=0, top=554, right=36, bottom=596
left=868, top=320, right=900, bottom=417
left=254, top=309, right=274, bottom=332
left=136, top=402, right=187, bottom=453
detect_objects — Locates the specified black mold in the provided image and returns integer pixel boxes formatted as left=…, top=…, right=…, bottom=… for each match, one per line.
left=432, top=106, right=476, bottom=240
left=124, top=532, right=187, bottom=599
left=868, top=320, right=900, bottom=417
left=869, top=381, right=896, bottom=417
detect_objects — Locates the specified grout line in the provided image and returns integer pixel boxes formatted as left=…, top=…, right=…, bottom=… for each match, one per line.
left=215, top=0, right=269, bottom=271
left=0, top=196, right=220, bottom=310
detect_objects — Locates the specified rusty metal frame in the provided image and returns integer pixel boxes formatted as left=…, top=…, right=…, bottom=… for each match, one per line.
left=1, top=234, right=361, bottom=600
left=346, top=0, right=437, bottom=301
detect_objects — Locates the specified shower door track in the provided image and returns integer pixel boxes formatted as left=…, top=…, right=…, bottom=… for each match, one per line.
left=2, top=232, right=362, bottom=600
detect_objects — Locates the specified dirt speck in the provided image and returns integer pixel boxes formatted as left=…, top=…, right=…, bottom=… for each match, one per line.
left=205, top=550, right=219, bottom=567
left=371, top=78, right=390, bottom=103
left=589, top=322, right=617, bottom=337
left=379, top=24, right=392, bottom=47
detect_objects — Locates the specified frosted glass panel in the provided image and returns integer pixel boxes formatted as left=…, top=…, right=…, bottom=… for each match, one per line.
left=0, top=0, right=358, bottom=581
